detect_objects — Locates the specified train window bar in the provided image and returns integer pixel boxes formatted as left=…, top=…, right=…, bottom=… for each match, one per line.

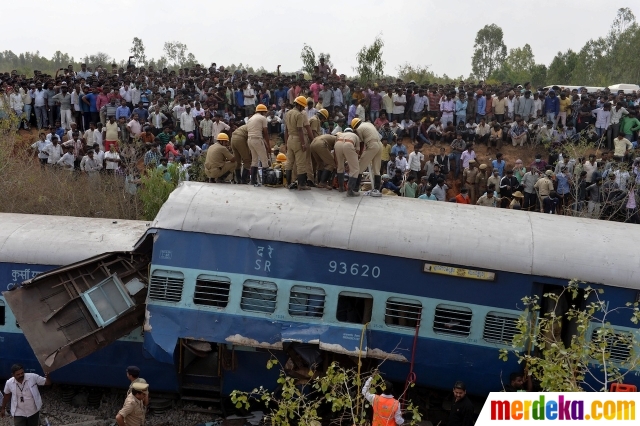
left=289, top=285, right=326, bottom=318
left=385, top=298, right=422, bottom=329
left=194, top=275, right=231, bottom=308
left=149, top=269, right=185, bottom=302
left=336, top=292, right=373, bottom=324
left=433, top=304, right=473, bottom=337
left=0, top=299, right=5, bottom=326
left=482, top=312, right=519, bottom=345
left=590, top=328, right=632, bottom=363
left=81, top=274, right=135, bottom=327
left=241, top=280, right=278, bottom=314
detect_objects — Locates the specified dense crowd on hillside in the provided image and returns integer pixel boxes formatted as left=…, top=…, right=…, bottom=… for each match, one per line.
left=0, top=59, right=639, bottom=221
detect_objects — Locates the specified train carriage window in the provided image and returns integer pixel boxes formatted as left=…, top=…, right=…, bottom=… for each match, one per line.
left=385, top=298, right=422, bottom=329
left=337, top=292, right=373, bottom=324
left=0, top=300, right=4, bottom=326
left=289, top=286, right=325, bottom=318
left=241, top=280, right=277, bottom=314
left=194, top=275, right=231, bottom=308
left=590, top=329, right=632, bottom=363
left=81, top=275, right=134, bottom=327
left=149, top=270, right=185, bottom=302
left=483, top=312, right=519, bottom=344
left=433, top=304, right=472, bottom=337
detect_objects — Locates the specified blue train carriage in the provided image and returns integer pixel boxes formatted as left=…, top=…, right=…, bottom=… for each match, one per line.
left=0, top=213, right=178, bottom=392
left=140, top=182, right=640, bottom=396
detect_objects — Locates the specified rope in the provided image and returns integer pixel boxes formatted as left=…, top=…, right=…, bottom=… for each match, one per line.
left=400, top=318, right=421, bottom=408
left=356, top=322, right=369, bottom=420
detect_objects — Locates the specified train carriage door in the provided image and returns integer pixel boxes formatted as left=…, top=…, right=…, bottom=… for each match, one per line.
left=539, top=284, right=586, bottom=349
left=178, top=338, right=223, bottom=414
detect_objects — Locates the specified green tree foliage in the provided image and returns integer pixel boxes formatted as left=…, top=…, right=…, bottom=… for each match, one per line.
left=500, top=280, right=640, bottom=392
left=130, top=37, right=147, bottom=66
left=546, top=49, right=579, bottom=85
left=300, top=44, right=316, bottom=75
left=138, top=165, right=180, bottom=221
left=471, top=24, right=507, bottom=80
left=163, top=41, right=190, bottom=68
left=355, top=34, right=386, bottom=83
left=82, top=52, right=111, bottom=70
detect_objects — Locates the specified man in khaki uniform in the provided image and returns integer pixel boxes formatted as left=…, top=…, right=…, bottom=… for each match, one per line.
left=230, top=124, right=250, bottom=184
left=351, top=118, right=382, bottom=192
left=308, top=109, right=329, bottom=182
left=125, top=366, right=148, bottom=407
left=534, top=170, right=555, bottom=202
left=284, top=96, right=310, bottom=190
left=476, top=184, right=498, bottom=207
left=487, top=168, right=501, bottom=193
left=335, top=129, right=361, bottom=196
left=246, top=104, right=271, bottom=186
left=310, top=134, right=337, bottom=189
left=475, top=163, right=489, bottom=197
left=462, top=160, right=479, bottom=203
left=116, top=382, right=147, bottom=426
left=204, top=133, right=236, bottom=182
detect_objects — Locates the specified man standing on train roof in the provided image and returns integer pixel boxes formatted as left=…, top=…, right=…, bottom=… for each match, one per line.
left=246, top=104, right=271, bottom=186
left=447, top=381, right=474, bottom=426
left=116, top=382, right=148, bottom=426
left=1, top=364, right=51, bottom=426
left=361, top=376, right=404, bottom=426
left=351, top=117, right=383, bottom=194
left=284, top=95, right=310, bottom=190
left=334, top=128, right=361, bottom=196
left=126, top=366, right=149, bottom=407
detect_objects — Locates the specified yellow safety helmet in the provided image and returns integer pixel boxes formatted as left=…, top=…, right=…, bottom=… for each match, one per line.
left=294, top=96, right=307, bottom=107
left=318, top=109, right=329, bottom=119
left=255, top=104, right=268, bottom=113
left=276, top=153, right=287, bottom=162
left=351, top=118, right=362, bottom=129
left=217, top=133, right=229, bottom=142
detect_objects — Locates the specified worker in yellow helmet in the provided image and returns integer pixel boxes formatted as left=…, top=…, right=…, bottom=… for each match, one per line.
left=246, top=103, right=271, bottom=186
left=307, top=108, right=329, bottom=183
left=284, top=96, right=310, bottom=190
left=351, top=117, right=383, bottom=192
left=310, top=133, right=337, bottom=189
left=204, top=133, right=236, bottom=182
left=230, top=124, right=250, bottom=184
left=335, top=128, right=361, bottom=196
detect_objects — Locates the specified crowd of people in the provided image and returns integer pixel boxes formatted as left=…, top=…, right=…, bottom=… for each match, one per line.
left=1, top=58, right=639, bottom=221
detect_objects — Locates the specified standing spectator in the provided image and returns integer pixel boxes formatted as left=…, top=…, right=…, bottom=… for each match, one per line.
left=407, top=145, right=424, bottom=178
left=544, top=90, right=560, bottom=126
left=45, top=82, right=58, bottom=130
left=32, top=82, right=47, bottom=129
left=391, top=88, right=406, bottom=122
left=1, top=364, right=51, bottom=426
left=369, top=87, right=382, bottom=122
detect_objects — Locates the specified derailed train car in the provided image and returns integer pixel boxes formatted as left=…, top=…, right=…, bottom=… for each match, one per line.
left=4, top=182, right=640, bottom=400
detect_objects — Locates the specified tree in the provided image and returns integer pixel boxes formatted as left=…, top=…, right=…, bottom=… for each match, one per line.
left=163, top=41, right=189, bottom=68
left=83, top=52, right=111, bottom=69
left=300, top=44, right=316, bottom=75
left=354, top=34, right=386, bottom=83
left=129, top=37, right=147, bottom=66
left=500, top=280, right=640, bottom=391
left=546, top=50, right=578, bottom=85
left=471, top=24, right=507, bottom=80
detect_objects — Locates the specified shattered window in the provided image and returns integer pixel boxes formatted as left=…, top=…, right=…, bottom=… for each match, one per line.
left=241, top=280, right=277, bottom=314
left=81, top=275, right=134, bottom=327
left=336, top=292, right=373, bottom=324
left=289, top=286, right=325, bottom=318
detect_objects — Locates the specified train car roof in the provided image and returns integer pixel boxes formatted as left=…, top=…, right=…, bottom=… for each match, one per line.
left=153, top=182, right=640, bottom=290
left=0, top=213, right=150, bottom=265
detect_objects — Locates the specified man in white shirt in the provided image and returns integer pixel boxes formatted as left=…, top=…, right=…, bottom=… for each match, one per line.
left=119, top=84, right=133, bottom=107
left=242, top=82, right=256, bottom=117
left=31, top=133, right=51, bottom=166
left=127, top=114, right=143, bottom=139
left=180, top=106, right=196, bottom=134
left=395, top=151, right=409, bottom=173
left=391, top=88, right=406, bottom=122
left=104, top=144, right=121, bottom=172
left=57, top=146, right=75, bottom=171
left=44, top=136, right=63, bottom=165
left=407, top=145, right=424, bottom=176
left=211, top=114, right=230, bottom=140
left=80, top=150, right=103, bottom=174
left=1, top=364, right=51, bottom=426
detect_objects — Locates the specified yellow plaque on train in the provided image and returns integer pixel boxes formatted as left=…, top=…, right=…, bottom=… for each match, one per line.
left=423, top=263, right=495, bottom=281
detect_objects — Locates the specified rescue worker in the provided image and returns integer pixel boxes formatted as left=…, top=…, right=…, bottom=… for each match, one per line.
left=230, top=124, right=250, bottom=184
left=310, top=134, right=337, bottom=189
left=335, top=128, right=361, bottom=196
left=204, top=133, right=236, bottom=182
left=361, top=376, right=404, bottom=426
left=125, top=366, right=148, bottom=407
left=308, top=108, right=329, bottom=182
left=284, top=96, right=310, bottom=190
left=351, top=117, right=382, bottom=192
left=116, top=382, right=148, bottom=426
left=247, top=103, right=271, bottom=186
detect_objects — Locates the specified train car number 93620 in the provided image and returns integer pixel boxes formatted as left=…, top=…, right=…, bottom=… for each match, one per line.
left=328, top=261, right=380, bottom=278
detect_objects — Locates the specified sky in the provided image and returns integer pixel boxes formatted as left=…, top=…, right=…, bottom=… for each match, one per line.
left=4, top=0, right=639, bottom=78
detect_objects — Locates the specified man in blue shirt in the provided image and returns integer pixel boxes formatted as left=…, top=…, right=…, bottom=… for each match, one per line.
left=274, top=84, right=288, bottom=108
left=544, top=90, right=560, bottom=127
left=133, top=101, right=148, bottom=123
left=476, top=91, right=486, bottom=123
left=116, top=100, right=131, bottom=121
left=491, top=153, right=506, bottom=177
left=390, top=139, right=407, bottom=157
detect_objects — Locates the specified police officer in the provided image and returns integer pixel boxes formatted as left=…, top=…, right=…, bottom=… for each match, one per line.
left=246, top=104, right=271, bottom=186
left=284, top=96, right=310, bottom=190
left=204, top=133, right=236, bottom=182
left=230, top=124, right=250, bottom=184
left=462, top=160, right=479, bottom=203
left=335, top=128, right=361, bottom=196
left=310, top=134, right=337, bottom=189
left=351, top=118, right=382, bottom=192
left=116, top=382, right=148, bottom=426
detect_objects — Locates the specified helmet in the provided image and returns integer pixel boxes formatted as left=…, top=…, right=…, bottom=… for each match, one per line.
left=294, top=96, right=307, bottom=107
left=276, top=153, right=287, bottom=162
left=318, top=109, right=329, bottom=119
left=350, top=118, right=362, bottom=129
left=256, top=104, right=268, bottom=113
left=344, top=127, right=354, bottom=133
left=217, top=133, right=229, bottom=142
